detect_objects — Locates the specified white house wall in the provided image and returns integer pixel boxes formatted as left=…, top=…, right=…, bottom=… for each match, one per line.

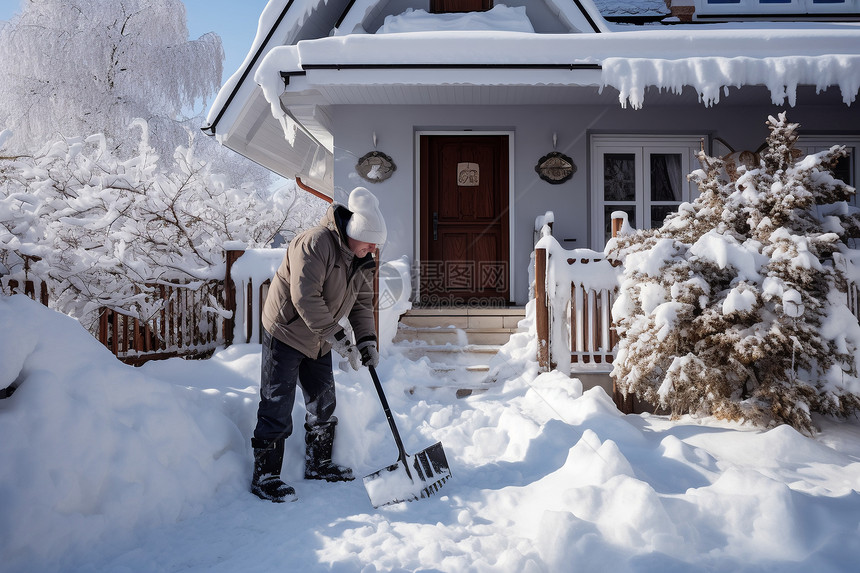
left=330, top=96, right=860, bottom=305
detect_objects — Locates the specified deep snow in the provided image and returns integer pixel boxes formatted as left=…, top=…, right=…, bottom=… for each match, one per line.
left=2, top=294, right=860, bottom=572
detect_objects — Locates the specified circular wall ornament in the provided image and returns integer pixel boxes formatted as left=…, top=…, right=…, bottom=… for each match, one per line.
left=535, top=151, right=576, bottom=184
left=356, top=150, right=396, bottom=183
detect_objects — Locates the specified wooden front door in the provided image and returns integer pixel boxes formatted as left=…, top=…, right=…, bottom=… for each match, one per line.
left=419, top=135, right=510, bottom=307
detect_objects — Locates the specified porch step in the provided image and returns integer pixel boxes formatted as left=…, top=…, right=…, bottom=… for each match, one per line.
left=394, top=327, right=513, bottom=346
left=392, top=307, right=526, bottom=396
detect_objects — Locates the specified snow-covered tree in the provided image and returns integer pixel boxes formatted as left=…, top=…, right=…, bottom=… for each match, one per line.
left=609, top=113, right=860, bottom=434
left=0, top=0, right=214, bottom=154
left=0, top=0, right=274, bottom=191
left=0, top=121, right=325, bottom=331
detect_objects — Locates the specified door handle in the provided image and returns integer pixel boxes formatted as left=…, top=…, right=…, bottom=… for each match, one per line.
left=433, top=212, right=438, bottom=241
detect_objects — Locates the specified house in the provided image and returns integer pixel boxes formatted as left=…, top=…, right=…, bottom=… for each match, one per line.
left=203, top=0, right=860, bottom=315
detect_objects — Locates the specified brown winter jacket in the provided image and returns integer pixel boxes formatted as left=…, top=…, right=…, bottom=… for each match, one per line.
left=261, top=204, right=377, bottom=358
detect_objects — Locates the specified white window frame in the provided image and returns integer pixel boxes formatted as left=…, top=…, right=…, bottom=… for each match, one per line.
left=695, top=0, right=859, bottom=16
left=590, top=134, right=705, bottom=249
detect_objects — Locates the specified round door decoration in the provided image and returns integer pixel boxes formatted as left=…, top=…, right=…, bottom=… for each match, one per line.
left=356, top=150, right=396, bottom=183
left=535, top=151, right=576, bottom=184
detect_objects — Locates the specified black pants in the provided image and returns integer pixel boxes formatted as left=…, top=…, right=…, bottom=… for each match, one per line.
left=253, top=329, right=337, bottom=442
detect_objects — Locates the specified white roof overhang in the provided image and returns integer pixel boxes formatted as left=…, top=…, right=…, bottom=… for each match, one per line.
left=212, top=23, right=860, bottom=197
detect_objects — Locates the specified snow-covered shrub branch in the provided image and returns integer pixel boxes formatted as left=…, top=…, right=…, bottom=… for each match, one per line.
left=0, top=120, right=320, bottom=332
left=608, top=113, right=860, bottom=434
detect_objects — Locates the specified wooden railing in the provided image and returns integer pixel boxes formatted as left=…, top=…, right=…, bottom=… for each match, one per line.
left=97, top=281, right=227, bottom=365
left=534, top=239, right=622, bottom=372
left=1, top=276, right=49, bottom=306
left=533, top=211, right=629, bottom=411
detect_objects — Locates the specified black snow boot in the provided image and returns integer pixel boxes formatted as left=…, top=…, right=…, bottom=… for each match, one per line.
left=304, top=421, right=354, bottom=482
left=251, top=438, right=297, bottom=502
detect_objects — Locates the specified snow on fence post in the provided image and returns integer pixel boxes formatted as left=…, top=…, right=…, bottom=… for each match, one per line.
left=225, top=248, right=288, bottom=345
left=534, top=211, right=555, bottom=372
left=259, top=279, right=271, bottom=344
left=224, top=247, right=245, bottom=347
left=535, top=246, right=550, bottom=372
left=611, top=215, right=624, bottom=239
left=245, top=278, right=254, bottom=344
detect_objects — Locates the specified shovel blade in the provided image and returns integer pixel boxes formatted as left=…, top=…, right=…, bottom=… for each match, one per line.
left=363, top=442, right=451, bottom=508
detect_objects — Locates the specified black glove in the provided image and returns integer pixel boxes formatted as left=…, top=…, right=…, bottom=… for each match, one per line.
left=357, top=340, right=379, bottom=368
left=325, top=330, right=361, bottom=371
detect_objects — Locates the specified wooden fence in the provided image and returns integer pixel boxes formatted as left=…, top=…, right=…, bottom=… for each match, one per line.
left=1, top=277, right=49, bottom=306
left=97, top=281, right=227, bottom=365
left=2, top=275, right=228, bottom=366
left=2, top=247, right=377, bottom=365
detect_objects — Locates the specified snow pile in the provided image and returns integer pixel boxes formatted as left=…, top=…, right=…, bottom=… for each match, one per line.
left=0, top=296, right=247, bottom=571
left=2, top=294, right=860, bottom=572
left=378, top=5, right=534, bottom=34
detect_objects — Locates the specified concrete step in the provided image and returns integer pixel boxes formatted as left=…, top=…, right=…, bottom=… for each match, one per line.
left=393, top=326, right=514, bottom=346
left=395, top=307, right=526, bottom=347
left=399, top=307, right=526, bottom=330
left=394, top=342, right=500, bottom=366
left=392, top=307, right=525, bottom=398
left=390, top=344, right=497, bottom=398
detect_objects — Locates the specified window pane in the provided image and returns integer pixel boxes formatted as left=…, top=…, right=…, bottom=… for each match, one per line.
left=605, top=205, right=635, bottom=243
left=650, top=153, right=683, bottom=202
left=604, top=154, right=636, bottom=201
left=430, top=0, right=493, bottom=13
left=831, top=150, right=853, bottom=186
left=651, top=205, right=678, bottom=229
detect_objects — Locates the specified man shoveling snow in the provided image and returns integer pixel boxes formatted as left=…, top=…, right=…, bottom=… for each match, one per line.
left=250, top=187, right=386, bottom=503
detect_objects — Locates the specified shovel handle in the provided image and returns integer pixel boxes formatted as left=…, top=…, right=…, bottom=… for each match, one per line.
left=368, top=365, right=410, bottom=466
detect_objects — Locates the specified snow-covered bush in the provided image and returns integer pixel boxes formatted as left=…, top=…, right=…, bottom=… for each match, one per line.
left=0, top=120, right=322, bottom=331
left=608, top=113, right=860, bottom=433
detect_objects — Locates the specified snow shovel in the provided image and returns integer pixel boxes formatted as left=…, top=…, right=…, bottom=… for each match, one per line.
left=363, top=365, right=451, bottom=508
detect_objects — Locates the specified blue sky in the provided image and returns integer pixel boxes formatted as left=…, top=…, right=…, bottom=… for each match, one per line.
left=0, top=0, right=270, bottom=86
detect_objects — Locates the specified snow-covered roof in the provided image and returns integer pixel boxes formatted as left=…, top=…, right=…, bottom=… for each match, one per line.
left=203, top=0, right=860, bottom=196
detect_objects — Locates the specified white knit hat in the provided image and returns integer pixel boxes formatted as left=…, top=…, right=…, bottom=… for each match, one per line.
left=345, top=187, right=387, bottom=245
